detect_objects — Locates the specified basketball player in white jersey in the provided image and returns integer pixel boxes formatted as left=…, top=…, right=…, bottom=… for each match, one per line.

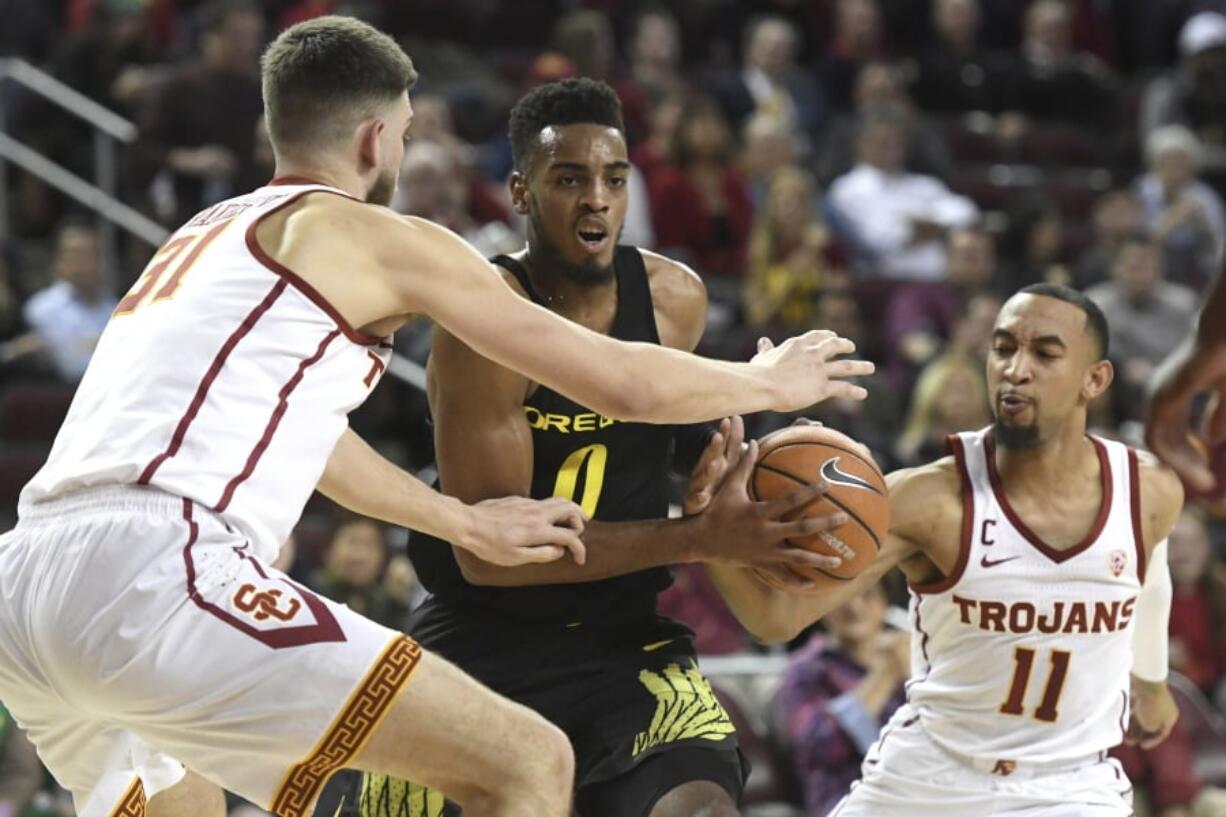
left=0, top=16, right=873, bottom=817
left=690, top=284, right=1184, bottom=816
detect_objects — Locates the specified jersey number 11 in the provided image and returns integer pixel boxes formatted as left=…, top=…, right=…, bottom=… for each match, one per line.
left=999, top=647, right=1071, bottom=723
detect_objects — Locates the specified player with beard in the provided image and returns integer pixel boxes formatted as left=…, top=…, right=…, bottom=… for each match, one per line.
left=0, top=18, right=876, bottom=817
left=687, top=284, right=1187, bottom=816
left=351, top=78, right=854, bottom=817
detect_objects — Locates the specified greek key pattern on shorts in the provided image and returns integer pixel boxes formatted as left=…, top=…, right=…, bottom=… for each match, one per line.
left=107, top=777, right=146, bottom=817
left=632, top=660, right=736, bottom=756
left=270, top=635, right=423, bottom=817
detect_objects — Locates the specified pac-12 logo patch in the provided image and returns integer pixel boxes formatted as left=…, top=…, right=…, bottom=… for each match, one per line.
left=1108, top=549, right=1128, bottom=577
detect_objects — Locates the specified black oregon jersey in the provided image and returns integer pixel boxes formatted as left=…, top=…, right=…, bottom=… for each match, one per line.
left=409, top=246, right=678, bottom=624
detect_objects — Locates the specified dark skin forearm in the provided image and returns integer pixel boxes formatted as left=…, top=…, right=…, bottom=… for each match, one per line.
left=456, top=515, right=698, bottom=586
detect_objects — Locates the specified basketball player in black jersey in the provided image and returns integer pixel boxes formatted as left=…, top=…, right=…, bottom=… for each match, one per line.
left=351, top=79, right=857, bottom=817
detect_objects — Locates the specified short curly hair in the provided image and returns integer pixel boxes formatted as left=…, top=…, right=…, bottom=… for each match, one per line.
left=508, top=78, right=625, bottom=172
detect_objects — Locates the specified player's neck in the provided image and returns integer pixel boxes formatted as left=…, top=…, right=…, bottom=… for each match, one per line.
left=519, top=249, right=617, bottom=320
left=270, top=160, right=366, bottom=201
left=993, top=421, right=1096, bottom=496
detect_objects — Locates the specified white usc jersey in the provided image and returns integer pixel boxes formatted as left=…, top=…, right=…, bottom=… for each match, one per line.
left=905, top=428, right=1147, bottom=764
left=21, top=181, right=392, bottom=559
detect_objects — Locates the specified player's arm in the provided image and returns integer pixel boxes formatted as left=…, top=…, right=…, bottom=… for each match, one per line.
left=1146, top=261, right=1226, bottom=491
left=376, top=215, right=873, bottom=423
left=1128, top=452, right=1185, bottom=749
left=697, top=430, right=956, bottom=643
left=316, top=427, right=586, bottom=568
left=434, top=266, right=840, bottom=585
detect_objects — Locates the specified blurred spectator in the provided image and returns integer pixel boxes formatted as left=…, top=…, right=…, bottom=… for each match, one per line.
left=827, top=110, right=978, bottom=282
left=632, top=92, right=685, bottom=189
left=999, top=195, right=1067, bottom=290
left=707, top=16, right=824, bottom=151
left=551, top=10, right=649, bottom=141
left=0, top=0, right=56, bottom=61
left=1136, top=125, right=1226, bottom=292
left=621, top=6, right=685, bottom=135
left=775, top=582, right=908, bottom=817
left=744, top=167, right=840, bottom=332
left=946, top=290, right=1003, bottom=364
left=649, top=96, right=753, bottom=279
left=818, top=0, right=886, bottom=112
left=1142, top=12, right=1226, bottom=188
left=740, top=113, right=801, bottom=209
left=884, top=226, right=997, bottom=381
left=1086, top=233, right=1198, bottom=422
left=1168, top=508, right=1226, bottom=700
left=50, top=0, right=159, bottom=116
left=393, top=140, right=518, bottom=258
left=911, top=0, right=1021, bottom=116
left=895, top=352, right=989, bottom=466
left=655, top=564, right=747, bottom=655
left=19, top=220, right=116, bottom=383
left=0, top=704, right=42, bottom=817
left=309, top=513, right=412, bottom=631
left=816, top=60, right=952, bottom=185
left=1075, top=188, right=1144, bottom=289
left=136, top=0, right=266, bottom=224
left=0, top=250, right=24, bottom=345
left=802, top=291, right=901, bottom=466
left=1015, top=0, right=1116, bottom=130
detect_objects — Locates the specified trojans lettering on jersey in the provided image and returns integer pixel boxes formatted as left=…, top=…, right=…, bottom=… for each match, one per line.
left=904, top=428, right=1146, bottom=764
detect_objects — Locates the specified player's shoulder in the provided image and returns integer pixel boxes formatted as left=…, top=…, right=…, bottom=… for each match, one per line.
left=1133, top=448, right=1185, bottom=544
left=639, top=249, right=707, bottom=350
left=640, top=249, right=706, bottom=297
left=887, top=456, right=964, bottom=539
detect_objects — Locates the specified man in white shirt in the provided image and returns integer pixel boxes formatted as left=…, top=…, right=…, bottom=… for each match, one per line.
left=828, top=110, right=978, bottom=282
left=22, top=221, right=118, bottom=382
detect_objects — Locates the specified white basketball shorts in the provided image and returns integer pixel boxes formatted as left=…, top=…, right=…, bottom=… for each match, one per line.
left=829, top=704, right=1134, bottom=817
left=0, top=486, right=421, bottom=817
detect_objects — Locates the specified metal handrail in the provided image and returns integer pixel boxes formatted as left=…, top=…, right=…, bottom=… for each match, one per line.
left=0, top=133, right=168, bottom=246
left=0, top=58, right=137, bottom=143
left=0, top=57, right=432, bottom=392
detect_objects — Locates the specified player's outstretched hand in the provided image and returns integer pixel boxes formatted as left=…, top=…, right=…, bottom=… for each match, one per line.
left=684, top=415, right=845, bottom=573
left=751, top=332, right=875, bottom=411
left=460, top=496, right=588, bottom=567
left=1126, top=677, right=1179, bottom=750
left=1146, top=338, right=1226, bottom=492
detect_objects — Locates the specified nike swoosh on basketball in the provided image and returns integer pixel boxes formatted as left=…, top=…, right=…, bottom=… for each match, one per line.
left=980, top=555, right=1021, bottom=568
left=820, top=457, right=884, bottom=495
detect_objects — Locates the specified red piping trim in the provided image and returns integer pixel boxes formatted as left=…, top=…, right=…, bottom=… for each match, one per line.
left=181, top=499, right=346, bottom=649
left=139, top=281, right=287, bottom=484
left=984, top=435, right=1112, bottom=563
left=910, top=435, right=972, bottom=594
left=1128, top=448, right=1147, bottom=584
left=214, top=329, right=340, bottom=511
left=245, top=188, right=382, bottom=347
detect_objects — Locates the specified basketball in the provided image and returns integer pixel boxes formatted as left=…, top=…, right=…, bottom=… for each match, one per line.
left=749, top=424, right=889, bottom=590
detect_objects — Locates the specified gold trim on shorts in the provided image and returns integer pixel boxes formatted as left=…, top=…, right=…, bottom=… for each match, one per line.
left=107, top=776, right=146, bottom=817
left=271, top=635, right=423, bottom=817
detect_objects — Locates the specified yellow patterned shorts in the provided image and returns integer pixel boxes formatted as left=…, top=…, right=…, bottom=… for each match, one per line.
left=346, top=618, right=744, bottom=817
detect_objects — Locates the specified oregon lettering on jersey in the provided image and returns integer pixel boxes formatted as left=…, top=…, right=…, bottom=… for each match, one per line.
left=407, top=247, right=678, bottom=625
left=523, top=407, right=622, bottom=434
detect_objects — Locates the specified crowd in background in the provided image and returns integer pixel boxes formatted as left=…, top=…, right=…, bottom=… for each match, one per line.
left=3, top=1, right=1226, bottom=815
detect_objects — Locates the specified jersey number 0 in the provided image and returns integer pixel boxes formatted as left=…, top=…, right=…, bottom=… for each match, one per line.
left=552, top=444, right=608, bottom=517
